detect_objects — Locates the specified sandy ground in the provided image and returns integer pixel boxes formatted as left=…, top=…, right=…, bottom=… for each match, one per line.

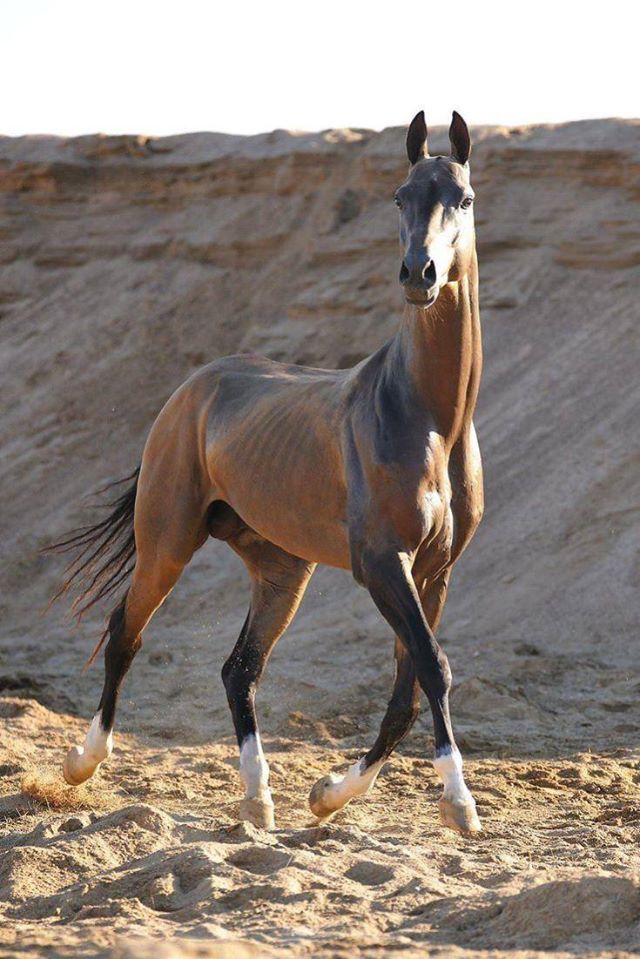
left=1, top=120, right=639, bottom=956
left=0, top=698, right=640, bottom=956
left=1, top=697, right=639, bottom=957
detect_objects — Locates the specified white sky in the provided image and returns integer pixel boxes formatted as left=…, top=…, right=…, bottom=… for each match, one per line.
left=2, top=0, right=637, bottom=137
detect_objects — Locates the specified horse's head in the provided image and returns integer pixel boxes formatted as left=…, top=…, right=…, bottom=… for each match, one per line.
left=395, top=110, right=475, bottom=308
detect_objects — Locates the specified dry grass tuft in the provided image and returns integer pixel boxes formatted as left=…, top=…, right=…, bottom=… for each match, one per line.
left=20, top=768, right=113, bottom=812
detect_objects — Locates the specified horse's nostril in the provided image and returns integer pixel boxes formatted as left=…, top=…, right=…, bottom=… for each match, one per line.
left=423, top=259, right=436, bottom=285
left=399, top=262, right=410, bottom=284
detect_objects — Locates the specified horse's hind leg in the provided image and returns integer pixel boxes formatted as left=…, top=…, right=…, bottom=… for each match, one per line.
left=63, top=559, right=186, bottom=784
left=222, top=528, right=315, bottom=829
left=63, top=465, right=208, bottom=785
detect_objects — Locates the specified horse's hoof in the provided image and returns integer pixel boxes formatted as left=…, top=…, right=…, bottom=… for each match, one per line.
left=438, top=796, right=482, bottom=835
left=309, top=774, right=341, bottom=819
left=239, top=797, right=275, bottom=830
left=62, top=746, right=99, bottom=786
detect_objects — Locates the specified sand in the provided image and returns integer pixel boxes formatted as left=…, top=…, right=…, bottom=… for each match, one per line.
left=0, top=119, right=639, bottom=957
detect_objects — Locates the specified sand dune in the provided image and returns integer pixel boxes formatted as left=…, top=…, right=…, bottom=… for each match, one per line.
left=1, top=119, right=639, bottom=957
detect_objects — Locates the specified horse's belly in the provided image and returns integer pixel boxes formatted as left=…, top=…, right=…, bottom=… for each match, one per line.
left=207, top=433, right=352, bottom=569
left=239, top=503, right=352, bottom=569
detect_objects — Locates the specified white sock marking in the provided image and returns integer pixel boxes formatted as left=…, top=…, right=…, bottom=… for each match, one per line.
left=71, top=713, right=113, bottom=775
left=323, top=757, right=384, bottom=809
left=239, top=733, right=271, bottom=802
left=433, top=746, right=473, bottom=804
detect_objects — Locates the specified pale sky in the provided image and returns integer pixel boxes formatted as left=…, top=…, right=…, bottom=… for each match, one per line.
left=2, top=0, right=637, bottom=137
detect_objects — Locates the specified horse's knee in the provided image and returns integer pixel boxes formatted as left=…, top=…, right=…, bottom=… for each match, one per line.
left=434, top=647, right=452, bottom=692
left=417, top=646, right=451, bottom=706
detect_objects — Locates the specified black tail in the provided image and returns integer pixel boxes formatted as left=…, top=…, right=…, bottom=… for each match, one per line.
left=46, top=468, right=140, bottom=622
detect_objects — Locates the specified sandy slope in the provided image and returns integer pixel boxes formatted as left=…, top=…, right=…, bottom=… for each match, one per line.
left=0, top=119, right=639, bottom=957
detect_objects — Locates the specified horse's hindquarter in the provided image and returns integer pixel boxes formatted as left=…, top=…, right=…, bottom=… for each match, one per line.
left=202, top=356, right=352, bottom=568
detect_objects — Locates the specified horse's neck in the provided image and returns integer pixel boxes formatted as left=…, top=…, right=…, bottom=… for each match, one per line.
left=388, top=261, right=482, bottom=447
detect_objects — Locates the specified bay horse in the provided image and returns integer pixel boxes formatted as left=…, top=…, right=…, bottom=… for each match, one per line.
left=52, top=110, right=484, bottom=834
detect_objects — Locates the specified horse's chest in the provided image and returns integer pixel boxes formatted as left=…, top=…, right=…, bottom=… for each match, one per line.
left=415, top=484, right=455, bottom=572
left=423, top=487, right=454, bottom=540
left=413, top=435, right=477, bottom=576
left=357, top=423, right=481, bottom=577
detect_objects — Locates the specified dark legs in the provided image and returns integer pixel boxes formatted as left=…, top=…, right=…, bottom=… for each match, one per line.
left=63, top=553, right=190, bottom=785
left=308, top=636, right=421, bottom=818
left=222, top=528, right=315, bottom=828
left=364, top=553, right=479, bottom=833
left=363, top=639, right=420, bottom=767
left=62, top=448, right=207, bottom=786
left=98, top=599, right=134, bottom=733
left=309, top=555, right=479, bottom=834
left=361, top=573, right=449, bottom=770
left=309, top=568, right=445, bottom=818
left=363, top=556, right=455, bottom=751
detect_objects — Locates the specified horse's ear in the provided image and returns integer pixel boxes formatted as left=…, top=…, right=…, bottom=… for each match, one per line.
left=449, top=110, right=471, bottom=165
left=406, top=110, right=428, bottom=165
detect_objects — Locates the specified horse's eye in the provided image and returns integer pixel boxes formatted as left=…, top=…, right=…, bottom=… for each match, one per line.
left=394, top=195, right=402, bottom=209
left=461, top=196, right=474, bottom=210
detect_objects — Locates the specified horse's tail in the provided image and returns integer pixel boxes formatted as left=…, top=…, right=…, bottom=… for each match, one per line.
left=45, top=468, right=140, bottom=648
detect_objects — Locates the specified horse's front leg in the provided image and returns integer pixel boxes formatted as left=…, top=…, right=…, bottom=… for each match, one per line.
left=309, top=569, right=477, bottom=832
left=309, top=635, right=419, bottom=819
left=307, top=571, right=445, bottom=819
left=363, top=551, right=480, bottom=833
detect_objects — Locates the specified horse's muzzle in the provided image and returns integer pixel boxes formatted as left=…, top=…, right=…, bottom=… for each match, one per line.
left=404, top=288, right=439, bottom=308
left=400, top=253, right=438, bottom=306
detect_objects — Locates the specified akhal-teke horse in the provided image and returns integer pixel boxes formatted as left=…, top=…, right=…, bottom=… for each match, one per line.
left=51, top=110, right=484, bottom=835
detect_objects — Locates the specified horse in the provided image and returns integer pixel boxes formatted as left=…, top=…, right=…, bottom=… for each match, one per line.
left=51, top=109, right=484, bottom=835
